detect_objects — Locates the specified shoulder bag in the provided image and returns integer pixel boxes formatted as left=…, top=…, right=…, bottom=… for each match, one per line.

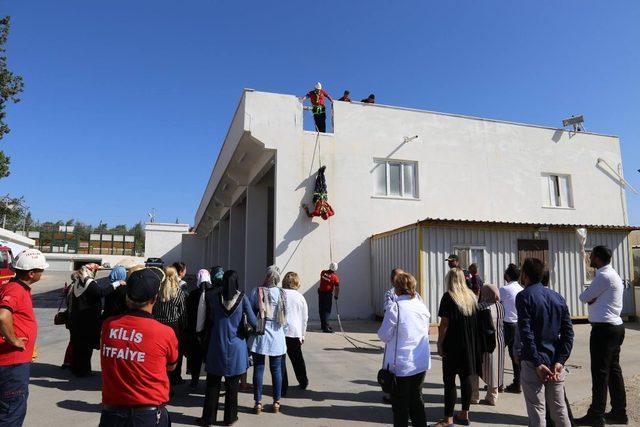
left=253, top=287, right=267, bottom=336
left=237, top=292, right=255, bottom=339
left=54, top=284, right=69, bottom=326
left=377, top=301, right=400, bottom=395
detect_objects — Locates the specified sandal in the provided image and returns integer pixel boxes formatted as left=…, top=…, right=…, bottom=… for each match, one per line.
left=253, top=402, right=262, bottom=415
left=430, top=421, right=453, bottom=427
left=272, top=401, right=281, bottom=414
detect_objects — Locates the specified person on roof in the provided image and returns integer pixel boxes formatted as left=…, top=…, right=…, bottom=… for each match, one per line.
left=338, top=90, right=351, bottom=102
left=361, top=94, right=375, bottom=104
left=301, top=82, right=333, bottom=133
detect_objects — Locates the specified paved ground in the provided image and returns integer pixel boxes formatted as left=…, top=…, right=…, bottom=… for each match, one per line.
left=23, top=272, right=640, bottom=426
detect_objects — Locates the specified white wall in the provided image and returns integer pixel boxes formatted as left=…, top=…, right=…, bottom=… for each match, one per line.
left=144, top=223, right=190, bottom=265
left=0, top=227, right=35, bottom=255
left=199, top=90, right=628, bottom=319
left=181, top=233, right=205, bottom=273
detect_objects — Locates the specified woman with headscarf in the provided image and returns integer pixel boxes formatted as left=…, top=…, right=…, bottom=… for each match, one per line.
left=200, top=270, right=257, bottom=426
left=249, top=265, right=287, bottom=415
left=188, top=268, right=222, bottom=388
left=152, top=266, right=188, bottom=389
left=476, top=283, right=505, bottom=406
left=434, top=268, right=482, bottom=427
left=68, top=264, right=124, bottom=377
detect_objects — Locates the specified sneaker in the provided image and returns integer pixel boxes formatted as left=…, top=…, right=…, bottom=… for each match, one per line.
left=574, top=413, right=605, bottom=427
left=504, top=383, right=521, bottom=394
left=604, top=411, right=628, bottom=424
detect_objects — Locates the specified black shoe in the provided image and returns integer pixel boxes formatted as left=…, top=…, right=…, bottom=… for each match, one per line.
left=604, top=411, right=628, bottom=424
left=382, top=395, right=392, bottom=404
left=453, top=414, right=470, bottom=426
left=504, top=383, right=521, bottom=394
left=299, top=382, right=308, bottom=390
left=574, top=413, right=605, bottom=427
left=322, top=327, right=334, bottom=333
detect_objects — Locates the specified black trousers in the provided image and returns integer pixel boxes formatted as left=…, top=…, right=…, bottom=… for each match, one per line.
left=169, top=349, right=183, bottom=386
left=188, top=342, right=204, bottom=384
left=282, top=337, right=309, bottom=395
left=392, top=371, right=427, bottom=427
left=70, top=333, right=94, bottom=377
left=201, top=374, right=240, bottom=425
left=503, top=322, right=521, bottom=386
left=99, top=405, right=170, bottom=427
left=588, top=323, right=626, bottom=417
left=313, top=111, right=327, bottom=133
left=318, top=292, right=333, bottom=330
left=442, top=359, right=472, bottom=418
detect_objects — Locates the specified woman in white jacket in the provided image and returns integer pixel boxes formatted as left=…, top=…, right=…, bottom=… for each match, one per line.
left=281, top=271, right=309, bottom=396
left=378, top=272, right=431, bottom=427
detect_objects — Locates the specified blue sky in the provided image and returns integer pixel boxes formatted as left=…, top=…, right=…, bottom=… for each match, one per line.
left=1, top=1, right=639, bottom=227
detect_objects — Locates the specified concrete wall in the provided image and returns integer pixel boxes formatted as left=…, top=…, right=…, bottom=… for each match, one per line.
left=144, top=223, right=190, bottom=265
left=181, top=233, right=205, bottom=273
left=197, top=90, right=629, bottom=319
left=43, top=253, right=146, bottom=271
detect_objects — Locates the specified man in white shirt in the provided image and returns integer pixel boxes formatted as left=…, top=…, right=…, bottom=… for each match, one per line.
left=575, top=246, right=627, bottom=427
left=499, top=263, right=523, bottom=394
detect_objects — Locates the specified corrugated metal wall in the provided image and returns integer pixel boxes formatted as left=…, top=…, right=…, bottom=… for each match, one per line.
left=371, top=226, right=419, bottom=316
left=371, top=223, right=634, bottom=320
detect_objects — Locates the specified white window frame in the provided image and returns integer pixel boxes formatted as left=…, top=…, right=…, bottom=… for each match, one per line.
left=372, top=159, right=419, bottom=199
left=541, top=173, right=574, bottom=208
left=452, top=245, right=487, bottom=278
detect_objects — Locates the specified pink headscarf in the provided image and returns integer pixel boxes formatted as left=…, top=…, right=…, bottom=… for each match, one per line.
left=197, top=269, right=211, bottom=285
left=480, top=283, right=500, bottom=304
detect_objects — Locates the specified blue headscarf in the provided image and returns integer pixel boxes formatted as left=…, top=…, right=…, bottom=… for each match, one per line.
left=109, top=266, right=127, bottom=283
left=211, top=266, right=224, bottom=285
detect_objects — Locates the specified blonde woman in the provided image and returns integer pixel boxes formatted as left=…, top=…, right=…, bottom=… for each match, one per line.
left=435, top=268, right=482, bottom=427
left=281, top=272, right=309, bottom=396
left=153, top=266, right=187, bottom=387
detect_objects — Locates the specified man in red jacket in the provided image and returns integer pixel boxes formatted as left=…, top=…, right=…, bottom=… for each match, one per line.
left=301, top=82, right=333, bottom=133
left=99, top=268, right=178, bottom=427
left=0, top=249, right=49, bottom=426
left=318, top=262, right=340, bottom=333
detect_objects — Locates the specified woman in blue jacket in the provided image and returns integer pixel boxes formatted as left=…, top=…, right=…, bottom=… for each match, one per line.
left=200, top=270, right=257, bottom=426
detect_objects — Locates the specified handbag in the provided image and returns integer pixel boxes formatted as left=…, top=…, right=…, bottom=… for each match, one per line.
left=237, top=292, right=255, bottom=339
left=377, top=301, right=400, bottom=395
left=54, top=283, right=69, bottom=326
left=253, top=287, right=267, bottom=335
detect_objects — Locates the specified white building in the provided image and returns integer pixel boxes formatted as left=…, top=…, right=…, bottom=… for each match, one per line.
left=194, top=89, right=635, bottom=319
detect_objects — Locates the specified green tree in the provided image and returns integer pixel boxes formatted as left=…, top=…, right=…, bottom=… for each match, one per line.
left=0, top=194, right=29, bottom=229
left=0, top=16, right=25, bottom=178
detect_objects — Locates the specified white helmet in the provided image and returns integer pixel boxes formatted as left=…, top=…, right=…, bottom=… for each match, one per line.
left=12, top=248, right=49, bottom=271
left=329, top=262, right=338, bottom=272
left=315, top=82, right=322, bottom=90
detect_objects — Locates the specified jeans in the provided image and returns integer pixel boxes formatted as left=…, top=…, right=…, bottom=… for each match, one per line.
left=201, top=374, right=240, bottom=425
left=503, top=322, right=520, bottom=386
left=98, top=405, right=170, bottom=427
left=392, top=371, right=427, bottom=427
left=282, top=337, right=308, bottom=395
left=442, top=359, right=472, bottom=418
left=318, top=292, right=333, bottom=330
left=588, top=323, right=626, bottom=417
left=252, top=353, right=283, bottom=403
left=521, top=361, right=571, bottom=427
left=0, top=363, right=29, bottom=427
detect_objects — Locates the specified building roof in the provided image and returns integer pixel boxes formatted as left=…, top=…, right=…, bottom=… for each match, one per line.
left=372, top=217, right=639, bottom=238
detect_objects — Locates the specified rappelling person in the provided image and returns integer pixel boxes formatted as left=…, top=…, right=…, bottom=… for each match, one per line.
left=303, top=165, right=334, bottom=220
left=301, top=82, right=333, bottom=133
left=318, top=262, right=340, bottom=333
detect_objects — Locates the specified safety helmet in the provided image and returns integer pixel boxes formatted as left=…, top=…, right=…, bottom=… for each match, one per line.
left=329, top=262, right=338, bottom=272
left=315, top=82, right=322, bottom=90
left=12, top=248, right=49, bottom=271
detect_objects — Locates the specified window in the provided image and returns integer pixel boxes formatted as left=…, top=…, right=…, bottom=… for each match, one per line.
left=373, top=160, right=418, bottom=198
left=541, top=173, right=573, bottom=208
left=584, top=249, right=596, bottom=283
left=453, top=246, right=485, bottom=278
